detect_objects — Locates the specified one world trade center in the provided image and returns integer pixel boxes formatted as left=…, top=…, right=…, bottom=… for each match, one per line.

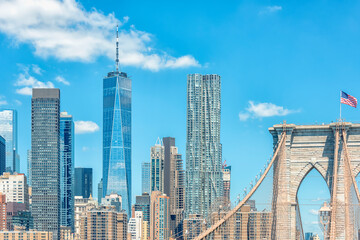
left=102, top=26, right=131, bottom=215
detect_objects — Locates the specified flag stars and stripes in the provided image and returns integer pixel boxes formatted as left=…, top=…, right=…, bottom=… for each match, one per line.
left=341, top=91, right=357, bottom=108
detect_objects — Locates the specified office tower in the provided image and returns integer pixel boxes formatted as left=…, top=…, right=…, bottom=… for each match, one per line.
left=101, top=193, right=122, bottom=212
left=0, top=193, right=6, bottom=230
left=135, top=193, right=150, bottom=240
left=128, top=211, right=143, bottom=240
left=183, top=214, right=206, bottom=240
left=168, top=145, right=185, bottom=238
left=186, top=74, right=223, bottom=218
left=0, top=109, right=19, bottom=173
left=162, top=137, right=185, bottom=237
left=80, top=206, right=127, bottom=240
left=103, top=29, right=132, bottom=215
left=0, top=172, right=29, bottom=209
left=150, top=191, right=169, bottom=240
left=97, top=178, right=103, bottom=204
left=74, top=168, right=92, bottom=198
left=141, top=162, right=150, bottom=194
left=0, top=136, right=5, bottom=176
left=60, top=112, right=74, bottom=231
left=11, top=211, right=33, bottom=231
left=74, top=196, right=98, bottom=240
left=150, top=139, right=164, bottom=192
left=222, top=164, right=231, bottom=205
left=27, top=150, right=31, bottom=185
left=31, top=88, right=60, bottom=239
left=162, top=137, right=175, bottom=197
left=134, top=193, right=150, bottom=223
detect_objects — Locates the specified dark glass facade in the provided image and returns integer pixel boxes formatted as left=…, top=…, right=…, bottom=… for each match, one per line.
left=74, top=168, right=92, bottom=198
left=135, top=193, right=150, bottom=223
left=31, top=88, right=60, bottom=239
left=0, top=136, right=5, bottom=175
left=103, top=71, right=131, bottom=215
left=60, top=112, right=74, bottom=231
left=12, top=211, right=33, bottom=230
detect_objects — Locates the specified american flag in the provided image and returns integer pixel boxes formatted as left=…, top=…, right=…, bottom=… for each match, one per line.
left=341, top=91, right=357, bottom=108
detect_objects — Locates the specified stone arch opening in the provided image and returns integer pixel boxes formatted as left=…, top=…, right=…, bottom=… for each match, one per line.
left=296, top=168, right=331, bottom=238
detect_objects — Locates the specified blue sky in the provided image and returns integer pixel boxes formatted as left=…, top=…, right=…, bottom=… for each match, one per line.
left=1, top=0, right=360, bottom=237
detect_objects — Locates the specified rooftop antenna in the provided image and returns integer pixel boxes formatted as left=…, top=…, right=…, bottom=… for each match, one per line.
left=116, top=25, right=119, bottom=72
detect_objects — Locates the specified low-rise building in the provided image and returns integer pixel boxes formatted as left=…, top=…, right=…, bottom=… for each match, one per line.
left=80, top=206, right=127, bottom=240
left=101, top=193, right=122, bottom=211
left=0, top=172, right=29, bottom=210
left=60, top=226, right=73, bottom=240
left=74, top=196, right=97, bottom=240
left=11, top=211, right=33, bottom=231
left=209, top=204, right=272, bottom=240
left=183, top=214, right=206, bottom=240
left=128, top=211, right=143, bottom=240
left=6, top=202, right=26, bottom=230
left=0, top=230, right=53, bottom=240
left=0, top=193, right=6, bottom=231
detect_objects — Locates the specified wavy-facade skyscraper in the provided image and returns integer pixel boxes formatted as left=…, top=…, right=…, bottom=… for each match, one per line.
left=185, top=74, right=223, bottom=219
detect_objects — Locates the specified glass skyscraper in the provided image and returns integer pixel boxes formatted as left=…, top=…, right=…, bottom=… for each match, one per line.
left=31, top=88, right=60, bottom=239
left=150, top=139, right=164, bottom=193
left=142, top=162, right=150, bottom=194
left=0, top=109, right=19, bottom=173
left=103, top=70, right=132, bottom=216
left=0, top=136, right=5, bottom=175
left=185, top=74, right=223, bottom=219
left=27, top=150, right=31, bottom=185
left=60, top=112, right=74, bottom=231
left=74, top=167, right=92, bottom=198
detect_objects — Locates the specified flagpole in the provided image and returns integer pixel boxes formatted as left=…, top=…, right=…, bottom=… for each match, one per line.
left=340, top=90, right=342, bottom=122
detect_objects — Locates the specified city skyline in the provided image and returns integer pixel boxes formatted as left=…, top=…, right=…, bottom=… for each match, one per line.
left=2, top=0, right=360, bottom=236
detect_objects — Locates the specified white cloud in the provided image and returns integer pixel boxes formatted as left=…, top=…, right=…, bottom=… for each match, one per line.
left=0, top=0, right=200, bottom=71
left=32, top=64, right=42, bottom=75
left=239, top=112, right=250, bottom=121
left=239, top=101, right=298, bottom=121
left=75, top=121, right=99, bottom=134
left=14, top=73, right=54, bottom=95
left=55, top=76, right=70, bottom=85
left=0, top=96, right=7, bottom=106
left=309, top=209, right=319, bottom=216
left=260, top=5, right=282, bottom=15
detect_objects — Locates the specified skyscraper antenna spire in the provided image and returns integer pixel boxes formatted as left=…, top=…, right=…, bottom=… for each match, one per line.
left=116, top=25, right=119, bottom=72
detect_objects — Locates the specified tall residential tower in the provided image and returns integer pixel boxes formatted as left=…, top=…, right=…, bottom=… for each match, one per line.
left=31, top=88, right=60, bottom=239
left=103, top=27, right=132, bottom=215
left=150, top=138, right=164, bottom=193
left=186, top=74, right=223, bottom=219
left=60, top=112, right=74, bottom=231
